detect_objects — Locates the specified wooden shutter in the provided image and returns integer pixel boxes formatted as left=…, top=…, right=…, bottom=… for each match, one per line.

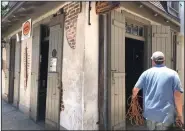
left=30, top=25, right=41, bottom=121
left=110, top=10, right=126, bottom=130
left=152, top=25, right=172, bottom=68
left=45, top=14, right=64, bottom=129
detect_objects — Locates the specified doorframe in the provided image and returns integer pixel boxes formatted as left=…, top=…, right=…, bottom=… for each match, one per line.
left=106, top=9, right=151, bottom=130
left=98, top=14, right=105, bottom=130
left=47, top=11, right=65, bottom=129
left=36, top=24, right=47, bottom=121
left=17, top=33, right=22, bottom=108
left=107, top=11, right=112, bottom=130
left=13, top=32, right=22, bottom=108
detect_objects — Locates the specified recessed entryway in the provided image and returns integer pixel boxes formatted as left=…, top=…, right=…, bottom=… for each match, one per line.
left=37, top=25, right=49, bottom=122
left=125, top=37, right=144, bottom=129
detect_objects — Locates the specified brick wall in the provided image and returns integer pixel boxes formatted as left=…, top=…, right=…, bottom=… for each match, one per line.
left=63, top=2, right=82, bottom=49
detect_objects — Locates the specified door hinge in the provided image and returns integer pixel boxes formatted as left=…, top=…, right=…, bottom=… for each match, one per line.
left=152, top=33, right=155, bottom=37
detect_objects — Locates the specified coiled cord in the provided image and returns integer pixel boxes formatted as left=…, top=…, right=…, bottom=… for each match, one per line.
left=126, top=95, right=144, bottom=125
left=126, top=95, right=184, bottom=130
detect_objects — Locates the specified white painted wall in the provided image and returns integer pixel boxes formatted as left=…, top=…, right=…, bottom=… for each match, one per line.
left=83, top=2, right=99, bottom=130
left=19, top=38, right=32, bottom=114
left=60, top=3, right=86, bottom=130
left=2, top=48, right=6, bottom=95
left=60, top=2, right=99, bottom=130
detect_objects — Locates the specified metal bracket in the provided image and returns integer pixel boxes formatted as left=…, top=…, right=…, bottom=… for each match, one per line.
left=88, top=2, right=91, bottom=25
left=111, top=69, right=117, bottom=84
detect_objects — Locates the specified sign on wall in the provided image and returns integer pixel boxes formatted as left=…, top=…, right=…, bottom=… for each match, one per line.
left=21, top=19, right=32, bottom=40
left=50, top=58, right=57, bottom=72
left=96, top=2, right=120, bottom=14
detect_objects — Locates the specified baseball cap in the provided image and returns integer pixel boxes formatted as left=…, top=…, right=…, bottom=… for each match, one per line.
left=151, top=51, right=165, bottom=61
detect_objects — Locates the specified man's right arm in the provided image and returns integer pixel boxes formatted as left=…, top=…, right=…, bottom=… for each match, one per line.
left=173, top=72, right=184, bottom=121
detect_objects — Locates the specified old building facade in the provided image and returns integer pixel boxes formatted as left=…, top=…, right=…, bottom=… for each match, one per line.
left=1, top=1, right=184, bottom=130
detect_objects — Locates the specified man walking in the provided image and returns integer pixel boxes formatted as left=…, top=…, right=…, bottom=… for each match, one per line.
left=132, top=51, right=184, bottom=130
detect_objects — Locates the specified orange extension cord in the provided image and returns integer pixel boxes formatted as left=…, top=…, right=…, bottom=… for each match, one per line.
left=126, top=95, right=144, bottom=126
left=126, top=95, right=184, bottom=130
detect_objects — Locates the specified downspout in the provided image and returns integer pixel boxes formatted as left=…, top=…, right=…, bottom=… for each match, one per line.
left=103, top=14, right=108, bottom=130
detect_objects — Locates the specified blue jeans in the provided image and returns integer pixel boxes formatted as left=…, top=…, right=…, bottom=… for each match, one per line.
left=146, top=120, right=175, bottom=131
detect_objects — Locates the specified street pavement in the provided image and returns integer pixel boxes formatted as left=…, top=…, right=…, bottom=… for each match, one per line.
left=2, top=100, right=184, bottom=130
left=2, top=100, right=45, bottom=130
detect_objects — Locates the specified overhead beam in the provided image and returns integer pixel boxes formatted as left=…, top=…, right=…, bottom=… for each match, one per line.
left=2, top=2, right=25, bottom=22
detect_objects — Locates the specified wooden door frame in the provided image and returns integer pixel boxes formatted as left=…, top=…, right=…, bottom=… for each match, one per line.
left=107, top=12, right=112, bottom=130
left=30, top=25, right=41, bottom=122
left=107, top=10, right=126, bottom=130
left=106, top=11, right=151, bottom=130
left=13, top=33, right=22, bottom=108
left=47, top=11, right=64, bottom=129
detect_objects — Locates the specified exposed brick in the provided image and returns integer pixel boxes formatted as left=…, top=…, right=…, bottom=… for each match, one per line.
left=73, top=4, right=79, bottom=9
left=63, top=2, right=81, bottom=49
left=65, top=19, right=70, bottom=23
left=67, top=14, right=73, bottom=19
left=71, top=12, right=78, bottom=17
left=69, top=9, right=76, bottom=15
left=76, top=8, right=80, bottom=13
left=66, top=26, right=70, bottom=30
left=69, top=15, right=78, bottom=21
left=71, top=1, right=78, bottom=5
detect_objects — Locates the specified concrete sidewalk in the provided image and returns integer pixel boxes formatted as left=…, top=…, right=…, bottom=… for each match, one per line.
left=2, top=100, right=45, bottom=130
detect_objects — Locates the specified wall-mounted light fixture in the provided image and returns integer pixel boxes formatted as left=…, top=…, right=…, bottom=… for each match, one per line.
left=139, top=4, right=143, bottom=8
left=165, top=19, right=169, bottom=23
left=154, top=13, right=158, bottom=17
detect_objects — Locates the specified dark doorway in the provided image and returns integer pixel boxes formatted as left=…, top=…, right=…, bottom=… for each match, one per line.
left=9, top=38, right=16, bottom=104
left=37, top=25, right=49, bottom=121
left=125, top=37, right=144, bottom=128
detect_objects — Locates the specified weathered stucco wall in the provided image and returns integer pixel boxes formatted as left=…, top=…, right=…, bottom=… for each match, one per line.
left=60, top=2, right=86, bottom=130
left=60, top=2, right=99, bottom=130
left=2, top=48, right=6, bottom=95
left=19, top=38, right=32, bottom=114
left=83, top=2, right=99, bottom=130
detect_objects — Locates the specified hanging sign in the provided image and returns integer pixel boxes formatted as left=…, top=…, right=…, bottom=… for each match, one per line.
left=50, top=58, right=57, bottom=72
left=96, top=2, right=120, bottom=14
left=21, top=19, right=32, bottom=40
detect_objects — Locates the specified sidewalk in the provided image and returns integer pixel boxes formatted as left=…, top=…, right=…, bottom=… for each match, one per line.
left=2, top=100, right=45, bottom=130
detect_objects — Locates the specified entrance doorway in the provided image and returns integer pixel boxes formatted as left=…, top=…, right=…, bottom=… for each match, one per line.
left=37, top=25, right=49, bottom=122
left=9, top=38, right=16, bottom=104
left=125, top=37, right=144, bottom=128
